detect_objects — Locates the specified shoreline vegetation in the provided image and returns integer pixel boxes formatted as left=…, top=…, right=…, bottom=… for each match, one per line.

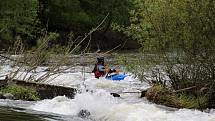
left=0, top=79, right=76, bottom=101
left=118, top=53, right=215, bottom=110
left=145, top=85, right=208, bottom=110
left=0, top=84, right=39, bottom=101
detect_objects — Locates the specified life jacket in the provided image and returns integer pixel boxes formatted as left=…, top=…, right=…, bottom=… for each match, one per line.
left=92, top=64, right=105, bottom=78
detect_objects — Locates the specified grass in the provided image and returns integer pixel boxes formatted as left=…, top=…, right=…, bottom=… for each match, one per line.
left=178, top=93, right=208, bottom=109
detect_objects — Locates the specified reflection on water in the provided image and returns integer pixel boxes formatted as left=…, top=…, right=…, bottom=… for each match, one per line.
left=0, top=107, right=45, bottom=121
left=0, top=106, right=69, bottom=121
left=0, top=106, right=95, bottom=121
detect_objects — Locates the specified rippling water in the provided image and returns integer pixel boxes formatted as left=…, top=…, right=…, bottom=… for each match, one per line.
left=0, top=99, right=95, bottom=121
left=0, top=106, right=62, bottom=121
left=0, top=107, right=43, bottom=121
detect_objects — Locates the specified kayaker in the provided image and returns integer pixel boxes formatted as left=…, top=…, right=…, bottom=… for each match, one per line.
left=92, top=57, right=116, bottom=78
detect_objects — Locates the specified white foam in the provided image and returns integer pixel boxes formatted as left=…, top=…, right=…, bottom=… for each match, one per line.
left=30, top=96, right=79, bottom=115
left=30, top=90, right=118, bottom=116
left=30, top=92, right=215, bottom=121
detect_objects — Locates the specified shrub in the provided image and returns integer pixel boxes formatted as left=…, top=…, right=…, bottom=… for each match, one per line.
left=178, top=93, right=208, bottom=109
left=145, top=85, right=208, bottom=109
left=1, top=84, right=39, bottom=101
left=145, top=85, right=183, bottom=108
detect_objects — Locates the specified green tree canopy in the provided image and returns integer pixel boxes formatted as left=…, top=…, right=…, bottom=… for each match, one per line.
left=42, top=0, right=131, bottom=31
left=43, top=0, right=90, bottom=30
left=0, top=0, right=38, bottom=42
left=125, top=0, right=215, bottom=54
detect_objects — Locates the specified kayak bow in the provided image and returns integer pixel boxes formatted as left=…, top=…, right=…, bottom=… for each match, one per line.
left=105, top=74, right=127, bottom=81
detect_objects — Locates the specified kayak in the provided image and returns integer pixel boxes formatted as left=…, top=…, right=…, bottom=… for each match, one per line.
left=105, top=73, right=127, bottom=81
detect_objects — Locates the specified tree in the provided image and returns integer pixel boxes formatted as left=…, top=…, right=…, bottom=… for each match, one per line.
left=39, top=0, right=132, bottom=49
left=124, top=0, right=215, bottom=107
left=0, top=0, right=38, bottom=47
left=42, top=0, right=90, bottom=31
left=126, top=0, right=215, bottom=53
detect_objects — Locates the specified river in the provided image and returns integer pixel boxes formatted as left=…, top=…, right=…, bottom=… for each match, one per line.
left=0, top=58, right=215, bottom=121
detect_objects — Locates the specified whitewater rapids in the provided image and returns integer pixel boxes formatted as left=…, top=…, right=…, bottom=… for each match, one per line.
left=0, top=65, right=215, bottom=121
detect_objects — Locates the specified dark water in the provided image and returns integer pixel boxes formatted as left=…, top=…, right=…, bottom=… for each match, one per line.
left=0, top=106, right=94, bottom=121
left=0, top=106, right=60, bottom=121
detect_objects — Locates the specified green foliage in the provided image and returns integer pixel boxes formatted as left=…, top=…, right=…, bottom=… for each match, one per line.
left=46, top=0, right=90, bottom=28
left=178, top=93, right=208, bottom=109
left=37, top=32, right=60, bottom=47
left=1, top=85, right=39, bottom=101
left=126, top=0, right=215, bottom=52
left=35, top=32, right=81, bottom=54
left=0, top=0, right=38, bottom=41
left=0, top=0, right=133, bottom=50
left=80, top=0, right=131, bottom=26
left=43, top=0, right=131, bottom=35
left=123, top=0, right=215, bottom=108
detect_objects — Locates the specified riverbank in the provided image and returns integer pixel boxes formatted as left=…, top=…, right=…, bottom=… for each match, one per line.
left=144, top=85, right=215, bottom=110
left=0, top=79, right=76, bottom=100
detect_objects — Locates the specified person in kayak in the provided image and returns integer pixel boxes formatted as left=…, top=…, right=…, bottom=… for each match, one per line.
left=92, top=57, right=116, bottom=78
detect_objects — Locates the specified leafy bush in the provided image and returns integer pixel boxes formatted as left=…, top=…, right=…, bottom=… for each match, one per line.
left=1, top=85, right=39, bottom=101
left=178, top=93, right=208, bottom=109
left=120, top=0, right=215, bottom=108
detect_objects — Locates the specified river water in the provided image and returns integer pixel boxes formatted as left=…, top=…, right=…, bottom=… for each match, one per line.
left=0, top=60, right=215, bottom=121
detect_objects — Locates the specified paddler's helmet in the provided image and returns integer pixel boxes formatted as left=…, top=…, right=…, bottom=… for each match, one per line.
left=97, top=56, right=104, bottom=63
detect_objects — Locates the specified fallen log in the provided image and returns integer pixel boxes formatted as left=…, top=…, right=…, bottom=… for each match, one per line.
left=173, top=86, right=196, bottom=93
left=0, top=79, right=76, bottom=99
